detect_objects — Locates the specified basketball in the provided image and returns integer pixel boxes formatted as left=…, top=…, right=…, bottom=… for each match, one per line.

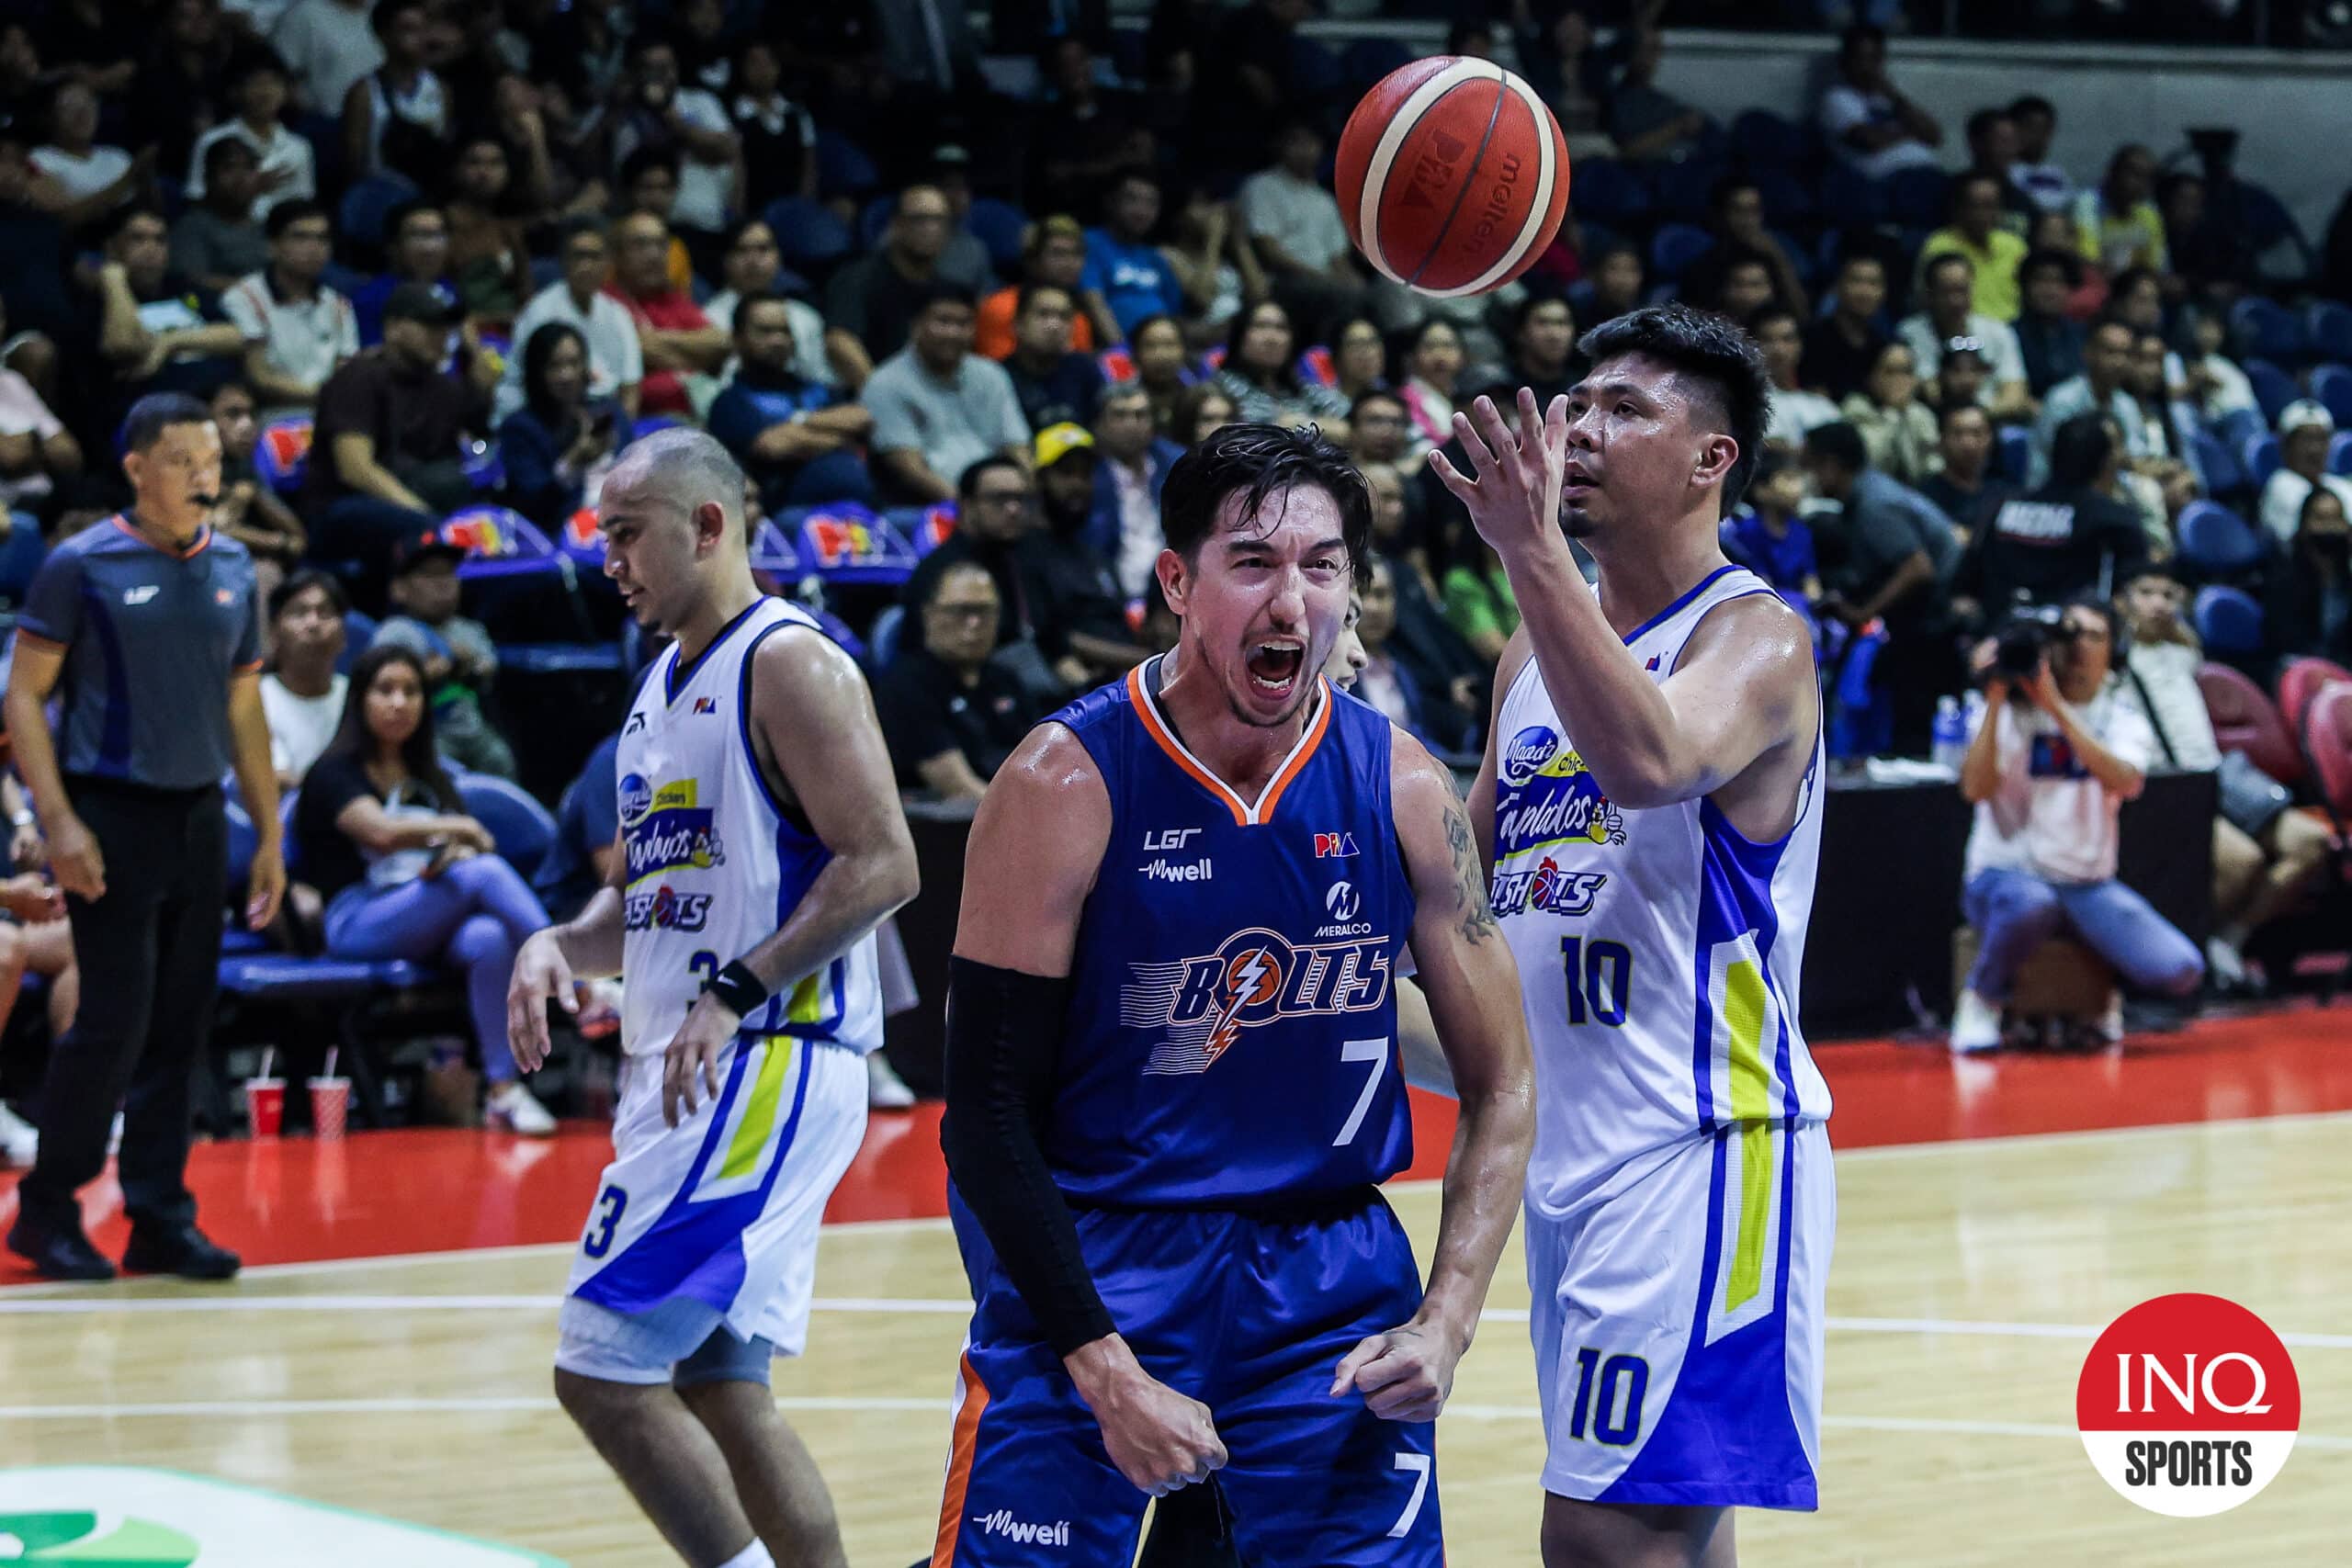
left=1334, top=56, right=1571, bottom=299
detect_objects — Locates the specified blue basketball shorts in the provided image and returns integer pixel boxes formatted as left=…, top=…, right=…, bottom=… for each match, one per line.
left=930, top=1188, right=1444, bottom=1566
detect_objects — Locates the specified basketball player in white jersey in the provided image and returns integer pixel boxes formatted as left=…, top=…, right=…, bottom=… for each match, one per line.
left=505, top=428, right=919, bottom=1568
left=1431, top=305, right=1835, bottom=1567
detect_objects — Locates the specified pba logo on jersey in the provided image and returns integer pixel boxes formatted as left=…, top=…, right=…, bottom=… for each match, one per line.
left=623, top=882, right=714, bottom=932
left=622, top=778, right=728, bottom=886
left=1490, top=854, right=1610, bottom=918
left=1122, top=927, right=1392, bottom=1075
left=2077, top=1292, right=2300, bottom=1517
left=1495, top=726, right=1627, bottom=858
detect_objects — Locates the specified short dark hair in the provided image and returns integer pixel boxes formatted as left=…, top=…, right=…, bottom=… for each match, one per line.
left=369, top=0, right=426, bottom=37
left=203, top=134, right=259, bottom=180
left=620, top=143, right=682, bottom=189
left=2009, top=94, right=2055, bottom=122
left=956, top=453, right=1028, bottom=503
left=910, top=279, right=978, bottom=317
left=265, top=198, right=327, bottom=239
left=1951, top=170, right=2005, bottom=208
left=1838, top=23, right=1886, bottom=57
left=1939, top=400, right=1993, bottom=434
left=384, top=197, right=443, bottom=244
left=1838, top=251, right=1885, bottom=280
left=269, top=567, right=349, bottom=623
left=1014, top=280, right=1073, bottom=318
left=2050, top=413, right=2115, bottom=487
left=225, top=44, right=288, bottom=91
left=1803, top=420, right=1868, bottom=475
left=120, top=392, right=214, bottom=455
left=2087, top=313, right=2136, bottom=346
left=1578, top=304, right=1772, bottom=513
left=2019, top=246, right=2080, bottom=288
left=1511, top=292, right=1575, bottom=337
left=101, top=203, right=165, bottom=248
left=1707, top=174, right=1759, bottom=215
left=1965, top=107, right=2010, bottom=144
left=1350, top=388, right=1406, bottom=422
left=1159, top=423, right=1374, bottom=588
left=729, top=289, right=793, bottom=336
left=1747, top=302, right=1800, bottom=337
left=2109, top=264, right=2162, bottom=303
left=1923, top=252, right=1973, bottom=288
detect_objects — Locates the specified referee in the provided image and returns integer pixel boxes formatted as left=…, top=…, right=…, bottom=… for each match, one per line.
left=3, top=393, right=285, bottom=1281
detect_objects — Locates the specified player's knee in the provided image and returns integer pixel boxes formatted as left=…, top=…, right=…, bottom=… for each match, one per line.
left=1541, top=1499, right=1723, bottom=1568
left=552, top=1365, right=635, bottom=1436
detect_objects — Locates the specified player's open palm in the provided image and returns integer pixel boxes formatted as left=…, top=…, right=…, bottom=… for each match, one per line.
left=1092, top=1371, right=1227, bottom=1498
left=1428, top=387, right=1570, bottom=561
left=1332, top=1320, right=1461, bottom=1424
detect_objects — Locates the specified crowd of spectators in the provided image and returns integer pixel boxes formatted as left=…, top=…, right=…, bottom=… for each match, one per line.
left=0, top=0, right=2347, bottom=1152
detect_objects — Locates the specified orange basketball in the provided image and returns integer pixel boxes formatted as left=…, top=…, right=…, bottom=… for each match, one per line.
left=1334, top=56, right=1571, bottom=299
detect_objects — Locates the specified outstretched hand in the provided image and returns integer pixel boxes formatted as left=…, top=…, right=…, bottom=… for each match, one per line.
left=1426, top=389, right=1571, bottom=561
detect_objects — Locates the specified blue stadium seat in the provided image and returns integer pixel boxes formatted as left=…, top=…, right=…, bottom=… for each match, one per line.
left=0, top=519, right=45, bottom=611
left=1648, top=223, right=1713, bottom=283
left=1885, top=167, right=1949, bottom=229
left=2175, top=501, right=2265, bottom=577
left=1815, top=165, right=1888, bottom=228
left=2243, top=433, right=2282, bottom=490
left=2306, top=301, right=2352, bottom=366
left=2193, top=585, right=2265, bottom=656
left=338, top=175, right=418, bottom=253
left=1650, top=158, right=1724, bottom=222
left=1341, top=38, right=1413, bottom=93
left=1749, top=167, right=1817, bottom=227
left=1997, top=425, right=2032, bottom=486
left=967, top=197, right=1030, bottom=275
left=2333, top=431, right=2352, bottom=478
left=1731, top=109, right=1811, bottom=169
left=2230, top=181, right=2313, bottom=284
left=1286, top=36, right=1343, bottom=99
left=2242, top=358, right=2299, bottom=424
left=1568, top=159, right=1649, bottom=226
left=1770, top=228, right=1816, bottom=286
left=455, top=773, right=556, bottom=883
left=766, top=197, right=854, bottom=272
left=812, top=131, right=879, bottom=200
left=856, top=194, right=893, bottom=249
left=2193, top=430, right=2245, bottom=498
left=2232, top=299, right=2304, bottom=366
left=339, top=610, right=377, bottom=673
left=2214, top=405, right=2268, bottom=449
left=866, top=604, right=905, bottom=671
left=2312, top=363, right=2352, bottom=428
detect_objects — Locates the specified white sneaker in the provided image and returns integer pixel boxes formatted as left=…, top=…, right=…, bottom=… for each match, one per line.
left=1950, top=988, right=2003, bottom=1055
left=486, top=1082, right=558, bottom=1136
left=2204, top=936, right=2248, bottom=991
left=0, top=1101, right=36, bottom=1167
left=2098, top=992, right=2127, bottom=1045
left=866, top=1051, right=916, bottom=1110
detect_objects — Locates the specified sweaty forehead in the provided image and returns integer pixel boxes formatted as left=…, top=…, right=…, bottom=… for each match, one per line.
left=1213, top=481, right=1341, bottom=546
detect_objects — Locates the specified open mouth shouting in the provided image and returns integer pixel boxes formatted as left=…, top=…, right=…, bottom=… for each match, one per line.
left=1245, top=637, right=1306, bottom=699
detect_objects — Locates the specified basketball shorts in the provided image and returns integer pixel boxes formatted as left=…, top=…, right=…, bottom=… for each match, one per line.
left=555, top=1036, right=865, bottom=1382
left=932, top=1189, right=1443, bottom=1566
left=1526, top=1120, right=1834, bottom=1510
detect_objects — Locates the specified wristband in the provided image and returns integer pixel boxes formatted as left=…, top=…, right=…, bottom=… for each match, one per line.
left=701, top=959, right=769, bottom=1018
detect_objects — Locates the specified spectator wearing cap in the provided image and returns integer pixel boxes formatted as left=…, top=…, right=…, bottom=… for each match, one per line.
left=864, top=284, right=1031, bottom=505
left=2006, top=96, right=2073, bottom=214
left=611, top=33, right=741, bottom=269
left=96, top=207, right=245, bottom=413
left=2261, top=400, right=2352, bottom=547
left=1918, top=173, right=2030, bottom=323
left=272, top=0, right=384, bottom=118
left=220, top=199, right=357, bottom=422
left=1753, top=305, right=1841, bottom=451
left=498, top=218, right=643, bottom=423
left=340, top=0, right=450, bottom=189
left=874, top=559, right=1052, bottom=800
left=3, top=392, right=282, bottom=1283
left=2074, top=145, right=2167, bottom=278
left=707, top=291, right=876, bottom=513
left=978, top=217, right=1097, bottom=362
left=605, top=210, right=725, bottom=419
left=187, top=49, right=314, bottom=222
left=826, top=184, right=997, bottom=365
left=1818, top=23, right=1942, bottom=182
left=2030, top=319, right=2146, bottom=488
left=2015, top=249, right=2087, bottom=400
left=369, top=531, right=514, bottom=778
left=170, top=140, right=271, bottom=295
left=1004, top=284, right=1106, bottom=433
left=1083, top=169, right=1185, bottom=345
left=304, top=283, right=489, bottom=573
left=259, top=567, right=348, bottom=786
left=1087, top=384, right=1182, bottom=598
left=1804, top=253, right=1891, bottom=404
left=1031, top=421, right=1154, bottom=683
left=1898, top=254, right=2033, bottom=423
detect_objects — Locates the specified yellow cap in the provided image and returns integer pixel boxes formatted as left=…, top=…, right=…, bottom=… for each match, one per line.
left=1034, top=422, right=1097, bottom=468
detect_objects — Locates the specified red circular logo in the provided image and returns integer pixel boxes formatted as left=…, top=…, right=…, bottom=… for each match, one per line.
left=2076, top=1292, right=2300, bottom=1516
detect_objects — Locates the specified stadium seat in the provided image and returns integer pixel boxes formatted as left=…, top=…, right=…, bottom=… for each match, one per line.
left=2233, top=300, right=2305, bottom=367
left=1997, top=425, right=2032, bottom=485
left=2192, top=584, right=2266, bottom=657
left=2214, top=405, right=2269, bottom=450
left=0, top=521, right=45, bottom=611
left=2305, top=686, right=2352, bottom=819
left=339, top=610, right=377, bottom=673
left=1567, top=159, right=1649, bottom=226
left=254, top=418, right=313, bottom=494
left=2332, top=431, right=2352, bottom=477
left=2197, top=661, right=2305, bottom=786
left=1815, top=165, right=1888, bottom=227
left=2243, top=433, right=2282, bottom=490
left=2308, top=301, right=2352, bottom=365
left=766, top=197, right=854, bottom=272
left=2278, top=656, right=2352, bottom=737
left=2312, top=363, right=2352, bottom=428
left=454, top=772, right=556, bottom=883
left=2193, top=430, right=2245, bottom=497
left=2242, top=358, right=2300, bottom=424
left=811, top=131, right=878, bottom=200
left=855, top=194, right=893, bottom=249
left=338, top=175, right=417, bottom=254
left=1650, top=158, right=1724, bottom=222
left=2175, top=500, right=2265, bottom=577
left=2230, top=181, right=2315, bottom=286
left=866, top=604, right=905, bottom=670
left=1731, top=109, right=1811, bottom=169
left=1648, top=223, right=1713, bottom=282
left=1886, top=167, right=1949, bottom=229
left=1286, top=35, right=1344, bottom=99
left=1341, top=38, right=1413, bottom=93
left=967, top=197, right=1030, bottom=275
left=781, top=503, right=920, bottom=586
left=1750, top=167, right=1817, bottom=226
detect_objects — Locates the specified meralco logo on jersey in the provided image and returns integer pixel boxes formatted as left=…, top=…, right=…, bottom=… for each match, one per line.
left=1495, top=726, right=1627, bottom=858
left=1125, top=926, right=1392, bottom=1074
left=621, top=775, right=728, bottom=886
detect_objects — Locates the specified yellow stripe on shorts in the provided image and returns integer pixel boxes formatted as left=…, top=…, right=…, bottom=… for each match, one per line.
left=718, top=1037, right=797, bottom=1183
left=1723, top=957, right=1775, bottom=1314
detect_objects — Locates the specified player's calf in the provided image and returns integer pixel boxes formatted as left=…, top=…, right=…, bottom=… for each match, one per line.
left=1540, top=1497, right=1734, bottom=1568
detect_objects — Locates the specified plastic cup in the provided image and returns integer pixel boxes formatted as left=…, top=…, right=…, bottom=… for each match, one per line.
left=245, top=1077, right=285, bottom=1139
left=308, top=1077, right=350, bottom=1141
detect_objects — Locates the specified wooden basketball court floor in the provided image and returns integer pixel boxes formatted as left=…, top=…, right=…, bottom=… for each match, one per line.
left=6, top=1003, right=2352, bottom=1565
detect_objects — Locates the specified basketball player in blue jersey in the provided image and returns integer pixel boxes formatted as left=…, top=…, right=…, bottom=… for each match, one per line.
left=933, top=423, right=1535, bottom=1566
left=1431, top=305, right=1836, bottom=1568
left=505, top=428, right=920, bottom=1568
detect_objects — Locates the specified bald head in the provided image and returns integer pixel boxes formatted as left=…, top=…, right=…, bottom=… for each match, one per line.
left=606, top=427, right=750, bottom=543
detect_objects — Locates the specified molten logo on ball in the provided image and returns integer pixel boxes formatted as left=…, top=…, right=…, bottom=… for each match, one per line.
left=2075, top=1292, right=2300, bottom=1517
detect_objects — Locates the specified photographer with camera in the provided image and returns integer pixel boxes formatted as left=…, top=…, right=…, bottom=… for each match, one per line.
left=1951, top=594, right=2203, bottom=1053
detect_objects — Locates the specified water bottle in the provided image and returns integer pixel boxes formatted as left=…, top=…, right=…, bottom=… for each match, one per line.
left=1931, top=695, right=1967, bottom=773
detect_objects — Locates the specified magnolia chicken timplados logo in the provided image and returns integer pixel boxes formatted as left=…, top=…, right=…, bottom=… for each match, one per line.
left=2075, top=1292, right=2301, bottom=1517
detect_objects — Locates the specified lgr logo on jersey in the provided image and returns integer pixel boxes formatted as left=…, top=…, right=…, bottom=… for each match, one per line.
left=1491, top=855, right=1610, bottom=918
left=621, top=778, right=727, bottom=886
left=1123, top=927, right=1391, bottom=1075
left=1495, top=727, right=1627, bottom=858
left=2076, top=1292, right=2300, bottom=1517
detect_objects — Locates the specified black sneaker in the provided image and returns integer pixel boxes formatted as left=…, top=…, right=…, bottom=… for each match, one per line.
left=6, top=1216, right=116, bottom=1281
left=121, top=1223, right=241, bottom=1280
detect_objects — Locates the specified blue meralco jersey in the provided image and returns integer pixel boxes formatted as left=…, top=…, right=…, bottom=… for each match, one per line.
left=1046, top=658, right=1416, bottom=1208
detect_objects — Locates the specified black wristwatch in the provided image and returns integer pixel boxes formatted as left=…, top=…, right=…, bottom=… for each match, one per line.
left=701, top=960, right=769, bottom=1018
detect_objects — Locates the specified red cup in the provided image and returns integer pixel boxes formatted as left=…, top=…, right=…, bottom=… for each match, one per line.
left=245, top=1077, right=285, bottom=1139
left=308, top=1077, right=350, bottom=1141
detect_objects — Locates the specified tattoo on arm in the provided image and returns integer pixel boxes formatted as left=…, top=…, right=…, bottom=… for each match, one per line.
left=1441, top=783, right=1500, bottom=945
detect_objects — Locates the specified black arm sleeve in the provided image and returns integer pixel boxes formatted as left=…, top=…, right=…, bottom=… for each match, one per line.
left=940, top=954, right=1118, bottom=1358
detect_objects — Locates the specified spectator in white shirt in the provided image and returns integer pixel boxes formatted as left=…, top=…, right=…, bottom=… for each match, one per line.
left=1753, top=304, right=1841, bottom=450
left=271, top=0, right=382, bottom=114
left=2260, top=400, right=2352, bottom=547
left=187, top=49, right=316, bottom=221
left=259, top=569, right=350, bottom=787
left=1818, top=24, right=1943, bottom=181
left=496, top=218, right=643, bottom=423
left=1897, top=254, right=2034, bottom=423
left=611, top=35, right=741, bottom=256
left=28, top=81, right=149, bottom=235
left=1238, top=117, right=1369, bottom=341
left=220, top=199, right=359, bottom=420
